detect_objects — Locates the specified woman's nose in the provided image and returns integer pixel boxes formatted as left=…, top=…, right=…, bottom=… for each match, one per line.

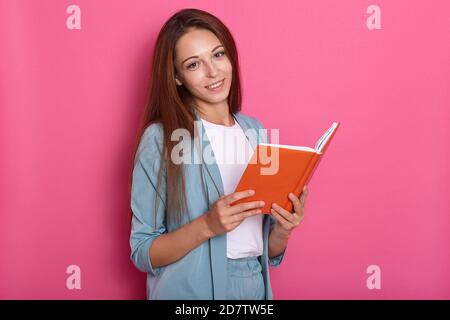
left=205, top=62, right=218, bottom=77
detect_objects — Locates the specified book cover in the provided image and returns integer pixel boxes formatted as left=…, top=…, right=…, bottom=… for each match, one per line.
left=231, top=122, right=340, bottom=214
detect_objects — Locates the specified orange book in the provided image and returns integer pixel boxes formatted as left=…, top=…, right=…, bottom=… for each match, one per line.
left=231, top=122, right=340, bottom=214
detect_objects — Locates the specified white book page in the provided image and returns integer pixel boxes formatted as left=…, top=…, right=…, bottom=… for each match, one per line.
left=314, top=122, right=339, bottom=153
left=258, top=121, right=339, bottom=154
left=258, top=143, right=315, bottom=153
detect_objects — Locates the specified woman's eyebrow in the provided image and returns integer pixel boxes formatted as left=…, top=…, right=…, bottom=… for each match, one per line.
left=182, top=45, right=224, bottom=64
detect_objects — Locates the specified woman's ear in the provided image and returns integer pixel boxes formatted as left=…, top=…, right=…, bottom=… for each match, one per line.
left=175, top=75, right=183, bottom=86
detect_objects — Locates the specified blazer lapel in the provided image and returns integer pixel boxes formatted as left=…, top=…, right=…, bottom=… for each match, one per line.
left=233, top=112, right=259, bottom=150
left=192, top=107, right=267, bottom=300
left=193, top=108, right=227, bottom=299
left=192, top=107, right=225, bottom=198
left=192, top=108, right=259, bottom=198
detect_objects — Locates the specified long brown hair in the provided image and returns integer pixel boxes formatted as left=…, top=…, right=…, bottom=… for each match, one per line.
left=128, top=8, right=243, bottom=227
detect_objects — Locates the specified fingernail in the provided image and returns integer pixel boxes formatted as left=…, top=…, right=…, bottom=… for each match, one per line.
left=249, top=190, right=255, bottom=195
left=256, top=209, right=262, bottom=213
left=272, top=203, right=277, bottom=208
left=260, top=201, right=265, bottom=206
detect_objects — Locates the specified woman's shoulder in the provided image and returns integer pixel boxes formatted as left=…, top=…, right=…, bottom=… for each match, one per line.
left=142, top=121, right=164, bottom=140
left=137, top=122, right=164, bottom=158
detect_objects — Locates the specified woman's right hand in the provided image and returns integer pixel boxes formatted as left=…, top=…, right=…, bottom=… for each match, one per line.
left=204, top=189, right=265, bottom=237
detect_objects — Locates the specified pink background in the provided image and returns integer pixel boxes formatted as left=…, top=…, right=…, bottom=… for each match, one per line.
left=1, top=0, right=449, bottom=299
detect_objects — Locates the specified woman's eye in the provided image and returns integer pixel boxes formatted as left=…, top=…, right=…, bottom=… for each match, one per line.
left=187, top=52, right=225, bottom=70
left=187, top=62, right=198, bottom=70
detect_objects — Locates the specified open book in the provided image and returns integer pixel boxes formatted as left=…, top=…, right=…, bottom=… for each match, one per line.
left=231, top=122, right=340, bottom=214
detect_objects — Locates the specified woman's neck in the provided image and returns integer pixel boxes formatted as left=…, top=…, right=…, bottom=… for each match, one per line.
left=195, top=102, right=235, bottom=126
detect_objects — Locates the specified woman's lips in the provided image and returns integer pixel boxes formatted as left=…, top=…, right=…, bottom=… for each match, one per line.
left=205, top=79, right=225, bottom=92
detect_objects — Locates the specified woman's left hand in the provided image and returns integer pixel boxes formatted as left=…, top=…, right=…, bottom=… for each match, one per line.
left=270, top=185, right=309, bottom=238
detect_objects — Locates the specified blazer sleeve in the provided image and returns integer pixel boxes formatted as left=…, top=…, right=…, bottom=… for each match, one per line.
left=129, top=124, right=167, bottom=277
left=268, top=215, right=287, bottom=267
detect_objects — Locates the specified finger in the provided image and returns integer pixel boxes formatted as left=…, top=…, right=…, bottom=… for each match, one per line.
left=224, top=189, right=255, bottom=206
left=270, top=209, right=291, bottom=230
left=228, top=220, right=241, bottom=230
left=301, top=186, right=309, bottom=200
left=229, top=200, right=265, bottom=215
left=289, top=210, right=304, bottom=225
left=299, top=192, right=306, bottom=206
left=302, top=185, right=309, bottom=198
left=230, top=208, right=262, bottom=223
left=288, top=192, right=304, bottom=214
left=271, top=202, right=296, bottom=223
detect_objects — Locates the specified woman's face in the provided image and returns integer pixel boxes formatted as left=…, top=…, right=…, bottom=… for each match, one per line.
left=174, top=28, right=232, bottom=108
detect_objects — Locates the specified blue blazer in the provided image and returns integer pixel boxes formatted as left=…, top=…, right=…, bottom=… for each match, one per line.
left=129, top=108, right=287, bottom=299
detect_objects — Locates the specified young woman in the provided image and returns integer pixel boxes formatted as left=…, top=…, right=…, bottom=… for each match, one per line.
left=128, top=8, right=309, bottom=300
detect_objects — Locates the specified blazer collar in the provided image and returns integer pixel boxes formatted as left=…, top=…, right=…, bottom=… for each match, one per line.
left=192, top=107, right=260, bottom=198
left=192, top=106, right=261, bottom=199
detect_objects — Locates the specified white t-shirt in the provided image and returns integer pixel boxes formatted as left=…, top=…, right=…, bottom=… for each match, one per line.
left=200, top=117, right=263, bottom=259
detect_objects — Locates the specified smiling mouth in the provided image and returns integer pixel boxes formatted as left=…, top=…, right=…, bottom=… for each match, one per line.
left=205, top=79, right=225, bottom=89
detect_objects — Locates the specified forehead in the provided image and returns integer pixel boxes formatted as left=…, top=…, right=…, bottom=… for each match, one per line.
left=175, top=28, right=221, bottom=57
